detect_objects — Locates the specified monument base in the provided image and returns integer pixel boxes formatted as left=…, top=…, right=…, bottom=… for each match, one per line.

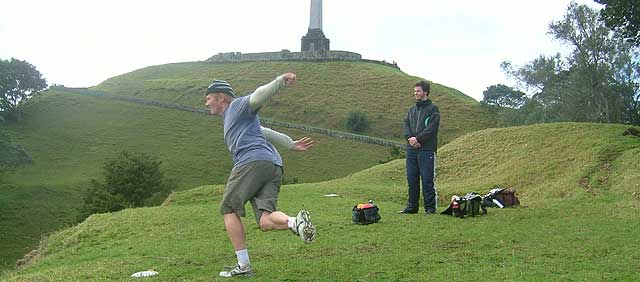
left=301, top=28, right=330, bottom=51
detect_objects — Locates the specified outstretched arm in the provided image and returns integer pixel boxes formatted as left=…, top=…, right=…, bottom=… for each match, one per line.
left=261, top=126, right=313, bottom=151
left=249, top=73, right=297, bottom=112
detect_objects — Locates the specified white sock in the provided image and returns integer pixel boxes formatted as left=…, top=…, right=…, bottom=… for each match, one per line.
left=235, top=249, right=250, bottom=267
left=287, top=216, right=296, bottom=230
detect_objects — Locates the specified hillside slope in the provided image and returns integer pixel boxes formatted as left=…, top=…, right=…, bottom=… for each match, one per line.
left=5, top=123, right=639, bottom=281
left=5, top=89, right=391, bottom=187
left=93, top=61, right=494, bottom=144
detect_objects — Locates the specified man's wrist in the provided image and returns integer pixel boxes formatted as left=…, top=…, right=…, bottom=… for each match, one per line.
left=276, top=75, right=286, bottom=87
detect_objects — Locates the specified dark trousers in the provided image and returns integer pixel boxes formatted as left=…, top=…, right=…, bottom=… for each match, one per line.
left=405, top=148, right=437, bottom=212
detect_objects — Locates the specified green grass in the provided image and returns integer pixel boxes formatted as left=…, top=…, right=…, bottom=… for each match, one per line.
left=0, top=184, right=83, bottom=270
left=0, top=89, right=390, bottom=270
left=3, top=123, right=639, bottom=281
left=92, top=61, right=494, bottom=144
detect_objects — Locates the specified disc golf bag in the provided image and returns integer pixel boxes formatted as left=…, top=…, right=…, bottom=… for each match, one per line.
left=440, top=192, right=487, bottom=218
left=352, top=201, right=381, bottom=224
left=483, top=188, right=520, bottom=208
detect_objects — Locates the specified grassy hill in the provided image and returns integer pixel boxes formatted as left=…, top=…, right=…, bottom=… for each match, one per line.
left=4, top=123, right=639, bottom=281
left=1, top=60, right=494, bottom=270
left=92, top=61, right=494, bottom=144
left=0, top=88, right=391, bottom=270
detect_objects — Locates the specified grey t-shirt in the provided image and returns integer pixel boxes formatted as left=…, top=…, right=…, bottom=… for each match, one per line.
left=223, top=95, right=283, bottom=168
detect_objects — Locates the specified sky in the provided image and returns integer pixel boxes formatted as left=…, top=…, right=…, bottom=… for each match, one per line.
left=0, top=0, right=603, bottom=102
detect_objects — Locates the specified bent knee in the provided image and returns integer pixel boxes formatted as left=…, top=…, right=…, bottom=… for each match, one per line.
left=258, top=211, right=272, bottom=232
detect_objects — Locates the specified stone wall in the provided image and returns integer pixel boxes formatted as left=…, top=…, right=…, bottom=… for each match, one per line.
left=206, top=49, right=360, bottom=62
left=205, top=49, right=400, bottom=69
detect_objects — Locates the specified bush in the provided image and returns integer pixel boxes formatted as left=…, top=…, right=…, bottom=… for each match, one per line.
left=378, top=146, right=406, bottom=164
left=345, top=110, right=370, bottom=132
left=79, top=179, right=127, bottom=219
left=389, top=146, right=406, bottom=159
left=283, top=176, right=299, bottom=185
left=80, top=151, right=176, bottom=219
left=0, top=129, right=32, bottom=169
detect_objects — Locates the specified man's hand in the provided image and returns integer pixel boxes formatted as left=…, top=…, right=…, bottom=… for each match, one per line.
left=283, top=73, right=297, bottom=86
left=408, top=137, right=421, bottom=149
left=292, top=137, right=313, bottom=152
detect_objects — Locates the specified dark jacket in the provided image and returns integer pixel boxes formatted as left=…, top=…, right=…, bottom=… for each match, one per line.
left=403, top=99, right=440, bottom=152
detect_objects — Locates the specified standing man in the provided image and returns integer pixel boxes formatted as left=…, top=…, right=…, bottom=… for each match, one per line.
left=204, top=73, right=316, bottom=278
left=400, top=80, right=440, bottom=214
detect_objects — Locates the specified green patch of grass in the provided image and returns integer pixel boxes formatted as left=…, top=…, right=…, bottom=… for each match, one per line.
left=606, top=146, right=640, bottom=196
left=0, top=184, right=83, bottom=269
left=4, top=185, right=639, bottom=281
left=4, top=123, right=639, bottom=281
left=435, top=123, right=640, bottom=201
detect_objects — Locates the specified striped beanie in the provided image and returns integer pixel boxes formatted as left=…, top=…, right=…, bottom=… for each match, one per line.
left=205, top=79, right=235, bottom=97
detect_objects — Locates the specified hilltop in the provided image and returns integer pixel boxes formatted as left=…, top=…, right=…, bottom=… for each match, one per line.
left=92, top=61, right=493, bottom=144
left=3, top=123, right=639, bottom=281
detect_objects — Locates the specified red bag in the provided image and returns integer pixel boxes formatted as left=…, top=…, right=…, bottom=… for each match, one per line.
left=494, top=189, right=520, bottom=207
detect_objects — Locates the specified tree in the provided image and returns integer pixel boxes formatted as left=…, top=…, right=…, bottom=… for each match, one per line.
left=481, top=84, right=527, bottom=109
left=103, top=151, right=175, bottom=207
left=79, top=179, right=128, bottom=219
left=0, top=127, right=32, bottom=169
left=480, top=84, right=529, bottom=127
left=0, top=58, right=48, bottom=121
left=80, top=151, right=176, bottom=219
left=345, top=110, right=370, bottom=132
left=503, top=2, right=640, bottom=125
left=596, top=0, right=640, bottom=46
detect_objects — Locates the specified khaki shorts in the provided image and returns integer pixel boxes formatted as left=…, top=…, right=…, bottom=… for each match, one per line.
left=220, top=161, right=283, bottom=224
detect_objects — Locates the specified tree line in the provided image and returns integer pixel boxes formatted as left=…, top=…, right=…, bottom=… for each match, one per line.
left=482, top=1, right=640, bottom=126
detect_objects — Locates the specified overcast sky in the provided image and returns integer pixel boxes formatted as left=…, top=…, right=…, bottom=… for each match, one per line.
left=0, top=0, right=602, bottom=101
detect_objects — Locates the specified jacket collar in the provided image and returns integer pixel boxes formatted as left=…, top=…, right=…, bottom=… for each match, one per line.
left=416, top=99, right=432, bottom=107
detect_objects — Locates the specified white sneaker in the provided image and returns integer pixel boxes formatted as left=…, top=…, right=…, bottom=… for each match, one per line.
left=219, top=264, right=254, bottom=277
left=291, top=210, right=316, bottom=243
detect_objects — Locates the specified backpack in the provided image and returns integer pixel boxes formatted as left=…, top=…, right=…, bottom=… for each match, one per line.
left=352, top=201, right=381, bottom=225
left=483, top=188, right=520, bottom=208
left=441, top=192, right=487, bottom=218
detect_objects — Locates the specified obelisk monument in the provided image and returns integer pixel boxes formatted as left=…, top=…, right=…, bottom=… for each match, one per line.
left=309, top=0, right=322, bottom=29
left=301, top=0, right=330, bottom=51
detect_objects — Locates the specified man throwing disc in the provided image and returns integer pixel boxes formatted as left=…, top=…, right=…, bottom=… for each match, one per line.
left=204, top=73, right=316, bottom=278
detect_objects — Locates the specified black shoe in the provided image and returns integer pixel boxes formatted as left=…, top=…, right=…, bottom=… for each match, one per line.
left=398, top=208, right=418, bottom=214
left=425, top=209, right=436, bottom=215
